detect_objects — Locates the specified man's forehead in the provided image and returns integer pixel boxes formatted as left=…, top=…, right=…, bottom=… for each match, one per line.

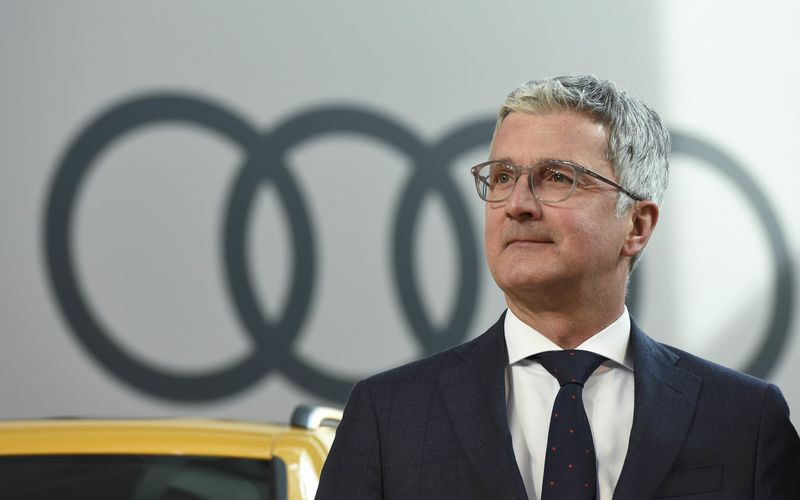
left=491, top=111, right=610, bottom=164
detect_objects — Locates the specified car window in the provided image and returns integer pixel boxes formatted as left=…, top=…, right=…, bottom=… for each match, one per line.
left=0, top=455, right=277, bottom=500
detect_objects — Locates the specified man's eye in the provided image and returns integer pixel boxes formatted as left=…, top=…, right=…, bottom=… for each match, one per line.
left=542, top=168, right=573, bottom=184
left=494, top=172, right=513, bottom=184
left=488, top=168, right=515, bottom=187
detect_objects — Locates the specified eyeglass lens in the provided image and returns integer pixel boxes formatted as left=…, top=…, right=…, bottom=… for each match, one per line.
left=476, top=162, right=577, bottom=203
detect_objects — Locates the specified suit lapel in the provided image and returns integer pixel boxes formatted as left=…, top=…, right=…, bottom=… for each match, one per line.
left=438, top=315, right=528, bottom=500
left=612, top=323, right=702, bottom=500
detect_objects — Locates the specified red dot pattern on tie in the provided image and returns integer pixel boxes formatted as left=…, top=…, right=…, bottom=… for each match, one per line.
left=531, top=349, right=606, bottom=500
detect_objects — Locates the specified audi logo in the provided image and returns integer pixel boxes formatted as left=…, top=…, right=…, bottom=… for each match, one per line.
left=44, top=93, right=794, bottom=403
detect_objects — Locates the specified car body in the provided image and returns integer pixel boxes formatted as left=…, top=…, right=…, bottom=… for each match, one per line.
left=0, top=405, right=341, bottom=500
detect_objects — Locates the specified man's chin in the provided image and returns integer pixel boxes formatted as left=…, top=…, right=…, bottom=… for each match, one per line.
left=496, top=272, right=567, bottom=295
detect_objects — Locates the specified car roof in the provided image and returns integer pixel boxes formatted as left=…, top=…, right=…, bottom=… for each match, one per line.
left=0, top=418, right=327, bottom=459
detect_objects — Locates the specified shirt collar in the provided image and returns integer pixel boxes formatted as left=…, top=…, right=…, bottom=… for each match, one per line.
left=504, top=306, right=633, bottom=370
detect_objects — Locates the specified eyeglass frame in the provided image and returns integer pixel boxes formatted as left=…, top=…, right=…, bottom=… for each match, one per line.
left=469, top=159, right=645, bottom=203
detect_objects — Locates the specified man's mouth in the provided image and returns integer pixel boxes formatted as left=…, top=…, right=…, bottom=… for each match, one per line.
left=505, top=237, right=553, bottom=247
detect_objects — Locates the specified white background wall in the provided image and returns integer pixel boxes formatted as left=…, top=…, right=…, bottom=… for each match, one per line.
left=2, top=1, right=798, bottom=428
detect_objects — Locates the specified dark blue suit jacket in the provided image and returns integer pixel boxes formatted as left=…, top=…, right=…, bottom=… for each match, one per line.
left=316, top=315, right=800, bottom=499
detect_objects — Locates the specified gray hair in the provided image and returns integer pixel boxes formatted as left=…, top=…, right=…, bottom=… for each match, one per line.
left=494, top=75, right=671, bottom=269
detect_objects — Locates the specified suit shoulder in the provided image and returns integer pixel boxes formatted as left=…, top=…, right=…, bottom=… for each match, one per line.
left=362, top=333, right=483, bottom=384
left=358, top=322, right=502, bottom=388
left=659, top=341, right=773, bottom=392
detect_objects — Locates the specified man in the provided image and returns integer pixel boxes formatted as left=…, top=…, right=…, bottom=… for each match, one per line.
left=315, top=75, right=800, bottom=499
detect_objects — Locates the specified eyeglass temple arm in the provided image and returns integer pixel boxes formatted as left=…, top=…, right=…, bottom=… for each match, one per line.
left=582, top=169, right=645, bottom=201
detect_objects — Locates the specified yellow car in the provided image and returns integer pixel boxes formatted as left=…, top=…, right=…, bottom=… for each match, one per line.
left=0, top=405, right=341, bottom=500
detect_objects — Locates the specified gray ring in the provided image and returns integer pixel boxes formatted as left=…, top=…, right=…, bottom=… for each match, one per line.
left=44, top=94, right=283, bottom=400
left=668, top=131, right=792, bottom=377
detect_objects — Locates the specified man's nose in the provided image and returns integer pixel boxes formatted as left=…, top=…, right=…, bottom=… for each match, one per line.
left=504, top=174, right=542, bottom=220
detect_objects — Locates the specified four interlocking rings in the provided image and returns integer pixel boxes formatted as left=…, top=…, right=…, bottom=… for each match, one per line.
left=44, top=93, right=794, bottom=402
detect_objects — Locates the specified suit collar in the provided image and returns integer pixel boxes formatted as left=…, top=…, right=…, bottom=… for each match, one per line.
left=612, top=320, right=702, bottom=500
left=439, top=313, right=528, bottom=500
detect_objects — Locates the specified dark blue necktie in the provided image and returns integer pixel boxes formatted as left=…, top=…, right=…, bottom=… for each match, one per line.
left=532, top=349, right=606, bottom=500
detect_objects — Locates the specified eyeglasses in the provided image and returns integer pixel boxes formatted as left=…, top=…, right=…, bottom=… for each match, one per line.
left=470, top=159, right=644, bottom=203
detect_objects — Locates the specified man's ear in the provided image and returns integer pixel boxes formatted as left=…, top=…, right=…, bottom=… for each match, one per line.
left=621, top=200, right=659, bottom=257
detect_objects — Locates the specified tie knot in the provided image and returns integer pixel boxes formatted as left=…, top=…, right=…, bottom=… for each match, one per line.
left=532, top=350, right=606, bottom=387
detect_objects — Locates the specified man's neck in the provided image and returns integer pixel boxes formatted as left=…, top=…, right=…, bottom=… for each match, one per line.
left=505, top=292, right=626, bottom=349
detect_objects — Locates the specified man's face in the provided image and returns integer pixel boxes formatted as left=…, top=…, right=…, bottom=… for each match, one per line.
left=484, top=111, right=633, bottom=300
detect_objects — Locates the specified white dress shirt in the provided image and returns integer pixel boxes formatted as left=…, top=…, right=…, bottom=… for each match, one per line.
left=505, top=307, right=635, bottom=500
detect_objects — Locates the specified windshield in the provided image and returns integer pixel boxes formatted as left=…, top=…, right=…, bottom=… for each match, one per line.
left=0, top=454, right=280, bottom=500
